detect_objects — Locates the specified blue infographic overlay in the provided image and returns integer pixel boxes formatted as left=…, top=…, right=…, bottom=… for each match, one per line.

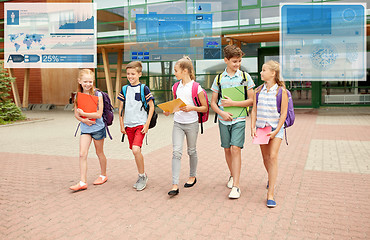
left=125, top=2, right=221, bottom=62
left=5, top=3, right=97, bottom=68
left=131, top=13, right=214, bottom=61
left=280, top=4, right=366, bottom=81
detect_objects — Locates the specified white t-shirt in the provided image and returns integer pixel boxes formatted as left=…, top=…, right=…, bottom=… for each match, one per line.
left=173, top=80, right=203, bottom=124
left=123, top=84, right=149, bottom=128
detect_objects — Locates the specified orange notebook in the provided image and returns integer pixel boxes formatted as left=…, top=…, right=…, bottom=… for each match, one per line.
left=77, top=92, right=98, bottom=122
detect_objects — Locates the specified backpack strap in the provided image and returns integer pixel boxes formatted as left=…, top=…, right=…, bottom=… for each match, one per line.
left=242, top=71, right=248, bottom=100
left=214, top=73, right=222, bottom=123
left=74, top=122, right=81, bottom=137
left=241, top=71, right=249, bottom=116
left=120, top=85, right=128, bottom=142
left=276, top=86, right=283, bottom=113
left=140, top=83, right=148, bottom=111
left=255, top=84, right=264, bottom=105
left=122, top=85, right=128, bottom=109
left=192, top=81, right=205, bottom=134
left=275, top=86, right=289, bottom=145
left=173, top=81, right=180, bottom=99
left=191, top=81, right=200, bottom=104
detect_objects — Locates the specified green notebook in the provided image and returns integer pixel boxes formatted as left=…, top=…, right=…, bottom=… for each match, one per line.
left=221, top=85, right=247, bottom=118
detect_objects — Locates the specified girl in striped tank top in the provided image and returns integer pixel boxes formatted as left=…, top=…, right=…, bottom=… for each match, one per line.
left=250, top=60, right=288, bottom=208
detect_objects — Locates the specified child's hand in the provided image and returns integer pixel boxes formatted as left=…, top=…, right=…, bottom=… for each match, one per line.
left=251, top=128, right=257, bottom=138
left=220, top=96, right=233, bottom=107
left=141, top=124, right=149, bottom=134
left=120, top=126, right=126, bottom=134
left=179, top=105, right=193, bottom=112
left=267, top=130, right=277, bottom=139
left=219, top=111, right=233, bottom=121
left=83, top=118, right=95, bottom=126
left=77, top=108, right=85, bottom=116
left=163, top=111, right=171, bottom=116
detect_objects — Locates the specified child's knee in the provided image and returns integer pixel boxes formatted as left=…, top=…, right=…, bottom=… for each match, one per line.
left=187, top=147, right=197, bottom=156
left=224, top=148, right=231, bottom=154
left=95, top=150, right=105, bottom=158
left=79, top=151, right=88, bottom=159
left=172, top=150, right=182, bottom=160
left=131, top=146, right=141, bottom=155
left=230, top=145, right=241, bottom=154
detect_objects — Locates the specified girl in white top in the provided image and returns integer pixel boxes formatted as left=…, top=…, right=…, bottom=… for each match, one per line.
left=251, top=60, right=288, bottom=208
left=164, top=56, right=208, bottom=196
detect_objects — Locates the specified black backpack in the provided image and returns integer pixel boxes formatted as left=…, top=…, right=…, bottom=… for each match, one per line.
left=121, top=84, right=158, bottom=143
left=121, top=84, right=157, bottom=129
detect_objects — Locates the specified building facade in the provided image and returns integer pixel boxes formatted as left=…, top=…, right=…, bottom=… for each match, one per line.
left=1, top=0, right=369, bottom=108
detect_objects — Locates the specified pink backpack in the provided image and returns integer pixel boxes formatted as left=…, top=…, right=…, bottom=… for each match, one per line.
left=173, top=81, right=209, bottom=134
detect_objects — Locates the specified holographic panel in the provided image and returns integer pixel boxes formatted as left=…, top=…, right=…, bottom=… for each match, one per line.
left=280, top=4, right=366, bottom=81
left=124, top=1, right=221, bottom=61
left=136, top=13, right=212, bottom=47
left=203, top=37, right=221, bottom=59
left=5, top=3, right=97, bottom=68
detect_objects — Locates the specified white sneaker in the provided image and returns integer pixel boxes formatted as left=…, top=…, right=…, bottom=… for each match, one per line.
left=133, top=175, right=140, bottom=189
left=136, top=174, right=148, bottom=191
left=228, top=186, right=241, bottom=199
left=227, top=176, right=233, bottom=189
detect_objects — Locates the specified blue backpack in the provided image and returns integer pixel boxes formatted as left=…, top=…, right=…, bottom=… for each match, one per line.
left=121, top=84, right=157, bottom=129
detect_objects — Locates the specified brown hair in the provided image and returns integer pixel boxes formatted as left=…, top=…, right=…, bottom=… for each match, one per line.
left=126, top=61, right=142, bottom=73
left=175, top=56, right=195, bottom=80
left=264, top=60, right=285, bottom=88
left=223, top=44, right=245, bottom=59
left=75, top=69, right=95, bottom=106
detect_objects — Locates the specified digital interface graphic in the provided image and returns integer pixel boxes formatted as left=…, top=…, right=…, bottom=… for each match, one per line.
left=5, top=3, right=97, bottom=68
left=280, top=4, right=366, bottom=81
left=124, top=2, right=221, bottom=61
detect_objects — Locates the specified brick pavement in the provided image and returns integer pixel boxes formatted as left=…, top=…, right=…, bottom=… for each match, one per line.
left=0, top=108, right=370, bottom=239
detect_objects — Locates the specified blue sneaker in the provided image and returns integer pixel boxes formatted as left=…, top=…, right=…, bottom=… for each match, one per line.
left=267, top=199, right=276, bottom=208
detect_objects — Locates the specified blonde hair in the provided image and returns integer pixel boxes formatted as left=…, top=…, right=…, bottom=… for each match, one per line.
left=263, top=60, right=285, bottom=88
left=223, top=44, right=245, bottom=59
left=75, top=69, right=95, bottom=106
left=126, top=61, right=142, bottom=73
left=175, top=56, right=195, bottom=80
left=77, top=69, right=95, bottom=95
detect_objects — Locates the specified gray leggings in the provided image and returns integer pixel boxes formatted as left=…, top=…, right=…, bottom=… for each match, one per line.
left=172, top=121, right=199, bottom=185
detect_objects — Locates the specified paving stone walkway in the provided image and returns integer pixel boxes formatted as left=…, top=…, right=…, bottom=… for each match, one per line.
left=1, top=108, right=369, bottom=239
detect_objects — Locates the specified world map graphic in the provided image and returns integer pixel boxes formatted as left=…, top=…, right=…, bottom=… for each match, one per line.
left=8, top=33, right=46, bottom=52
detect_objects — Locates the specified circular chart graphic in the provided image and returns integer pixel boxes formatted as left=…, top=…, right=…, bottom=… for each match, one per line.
left=342, top=8, right=356, bottom=22
left=160, top=23, right=188, bottom=47
left=310, top=42, right=338, bottom=70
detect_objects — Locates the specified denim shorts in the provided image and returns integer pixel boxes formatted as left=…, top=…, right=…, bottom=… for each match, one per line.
left=81, top=127, right=106, bottom=140
left=271, top=126, right=284, bottom=139
left=218, top=121, right=245, bottom=149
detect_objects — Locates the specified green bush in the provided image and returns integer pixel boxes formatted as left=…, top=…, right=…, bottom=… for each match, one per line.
left=0, top=61, right=26, bottom=124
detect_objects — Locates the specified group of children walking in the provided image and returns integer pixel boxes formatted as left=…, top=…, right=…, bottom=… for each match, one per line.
left=70, top=45, right=289, bottom=208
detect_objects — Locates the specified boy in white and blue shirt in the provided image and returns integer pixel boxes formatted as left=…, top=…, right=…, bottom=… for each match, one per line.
left=118, top=61, right=155, bottom=191
left=210, top=45, right=255, bottom=199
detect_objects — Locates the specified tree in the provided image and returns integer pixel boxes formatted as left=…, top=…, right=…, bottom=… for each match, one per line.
left=0, top=61, right=25, bottom=124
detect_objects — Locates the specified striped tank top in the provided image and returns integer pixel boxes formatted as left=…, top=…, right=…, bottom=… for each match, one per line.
left=256, top=83, right=281, bottom=129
